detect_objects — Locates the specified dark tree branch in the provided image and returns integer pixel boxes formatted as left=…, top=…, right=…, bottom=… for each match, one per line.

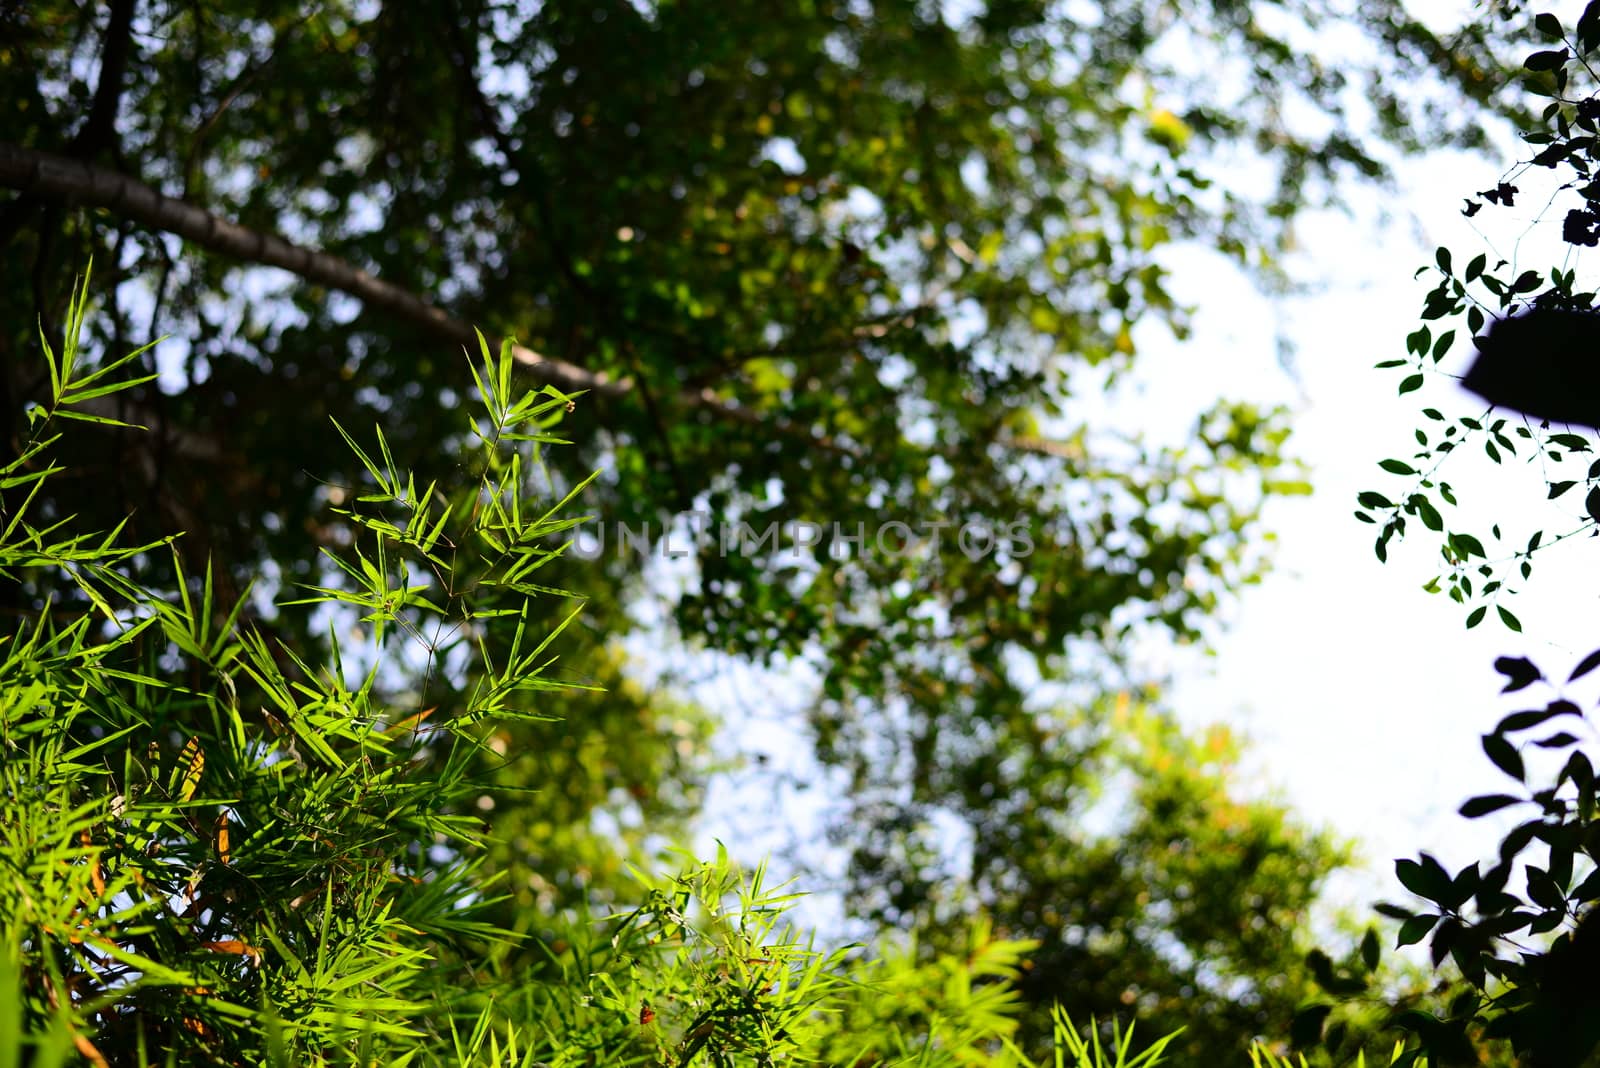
left=0, top=142, right=851, bottom=452
left=68, top=0, right=137, bottom=160
left=1, top=141, right=1064, bottom=470
left=0, top=141, right=612, bottom=396
left=0, top=0, right=136, bottom=247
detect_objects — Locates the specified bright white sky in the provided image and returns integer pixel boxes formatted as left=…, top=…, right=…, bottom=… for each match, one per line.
left=1138, top=144, right=1600, bottom=913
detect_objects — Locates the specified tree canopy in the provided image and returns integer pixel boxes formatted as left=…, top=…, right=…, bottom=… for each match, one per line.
left=0, top=1, right=1549, bottom=1064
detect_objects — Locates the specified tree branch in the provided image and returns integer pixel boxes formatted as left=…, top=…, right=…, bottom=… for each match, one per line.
left=0, top=142, right=850, bottom=451
left=0, top=141, right=612, bottom=397
left=68, top=0, right=137, bottom=160
left=0, top=0, right=136, bottom=247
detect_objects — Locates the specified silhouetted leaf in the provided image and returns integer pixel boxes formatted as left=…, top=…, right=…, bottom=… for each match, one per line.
left=1397, top=855, right=1452, bottom=901
left=1527, top=867, right=1565, bottom=909
left=1494, top=655, right=1542, bottom=692
left=1290, top=1003, right=1333, bottom=1049
left=1498, top=819, right=1544, bottom=866
left=1460, top=794, right=1522, bottom=818
left=1568, top=646, right=1600, bottom=682
left=1480, top=909, right=1537, bottom=935
left=1562, top=750, right=1594, bottom=790
left=1526, top=49, right=1569, bottom=71
left=1429, top=330, right=1455, bottom=363
left=1534, top=731, right=1580, bottom=748
left=1580, top=0, right=1600, bottom=52
left=1484, top=733, right=1526, bottom=782
left=1443, top=862, right=1480, bottom=910
left=1430, top=919, right=1459, bottom=966
left=1573, top=867, right=1600, bottom=902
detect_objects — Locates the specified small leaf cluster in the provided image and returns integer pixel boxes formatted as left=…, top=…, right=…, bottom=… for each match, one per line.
left=1284, top=925, right=1400, bottom=1065
left=0, top=269, right=603, bottom=1064
left=1375, top=648, right=1600, bottom=1067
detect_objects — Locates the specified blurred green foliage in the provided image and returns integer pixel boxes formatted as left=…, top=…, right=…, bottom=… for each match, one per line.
left=0, top=1, right=1542, bottom=1063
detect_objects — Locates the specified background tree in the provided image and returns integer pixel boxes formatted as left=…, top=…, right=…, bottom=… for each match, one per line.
left=0, top=1, right=1537, bottom=1061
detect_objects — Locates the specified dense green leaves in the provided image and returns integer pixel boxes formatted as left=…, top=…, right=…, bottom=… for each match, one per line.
left=0, top=1, right=1545, bottom=1064
left=1, top=282, right=1125, bottom=1067
left=0, top=277, right=596, bottom=1061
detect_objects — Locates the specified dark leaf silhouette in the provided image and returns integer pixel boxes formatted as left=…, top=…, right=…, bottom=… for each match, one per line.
left=1568, top=647, right=1600, bottom=681
left=1494, top=654, right=1542, bottom=692
left=1483, top=733, right=1526, bottom=782
left=1459, top=794, right=1523, bottom=818
left=1463, top=308, right=1600, bottom=430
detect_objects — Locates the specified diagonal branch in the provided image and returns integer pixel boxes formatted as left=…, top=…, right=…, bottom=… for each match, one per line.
left=2, top=145, right=1137, bottom=461
left=0, top=141, right=618, bottom=396
left=0, top=142, right=853, bottom=451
